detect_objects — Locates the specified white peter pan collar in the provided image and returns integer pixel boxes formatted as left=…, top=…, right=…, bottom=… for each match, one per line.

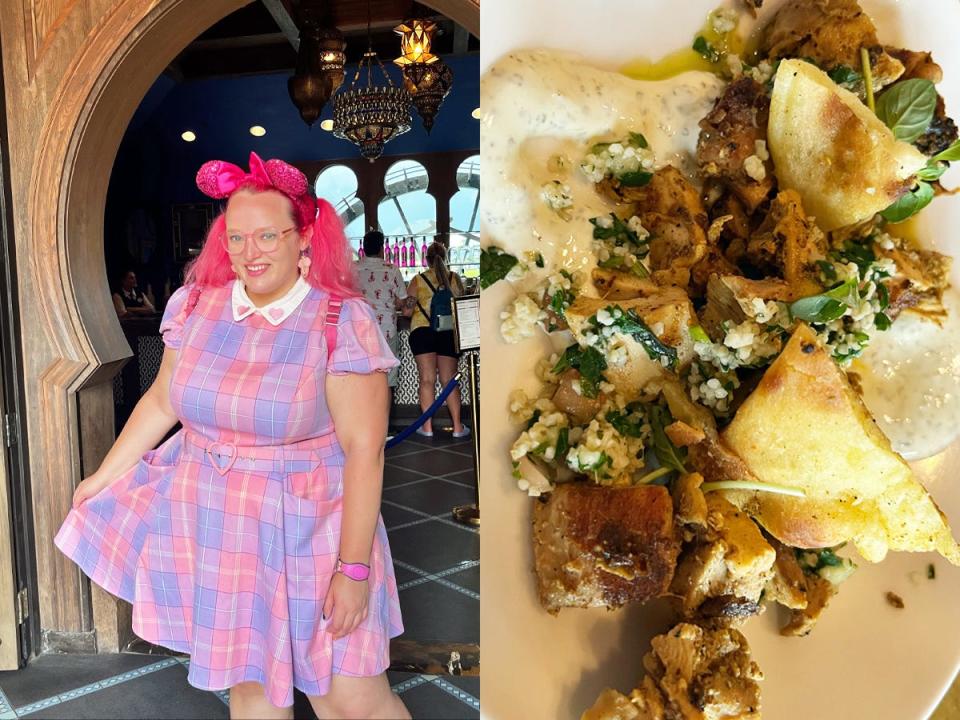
left=232, top=276, right=311, bottom=325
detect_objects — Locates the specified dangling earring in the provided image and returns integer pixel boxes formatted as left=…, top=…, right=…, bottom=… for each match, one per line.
left=298, top=251, right=312, bottom=277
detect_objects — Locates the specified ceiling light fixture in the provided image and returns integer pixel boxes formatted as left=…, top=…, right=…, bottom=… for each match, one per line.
left=320, top=119, right=334, bottom=131
left=394, top=19, right=439, bottom=66
left=288, top=17, right=346, bottom=127
left=394, top=18, right=452, bottom=133
left=333, top=1, right=411, bottom=161
left=181, top=130, right=196, bottom=142
left=472, top=107, right=481, bottom=120
left=249, top=125, right=266, bottom=136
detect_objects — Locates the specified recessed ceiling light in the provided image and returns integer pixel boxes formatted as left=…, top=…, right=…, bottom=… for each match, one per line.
left=181, top=130, right=196, bottom=142
left=249, top=125, right=266, bottom=137
left=320, top=119, right=334, bottom=131
left=471, top=107, right=481, bottom=120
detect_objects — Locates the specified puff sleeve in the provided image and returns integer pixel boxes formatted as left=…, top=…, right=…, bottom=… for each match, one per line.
left=327, top=298, right=401, bottom=375
left=158, top=283, right=196, bottom=350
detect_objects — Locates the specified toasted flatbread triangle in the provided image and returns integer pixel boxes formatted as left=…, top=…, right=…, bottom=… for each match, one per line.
left=721, top=323, right=960, bottom=564
left=768, top=59, right=927, bottom=232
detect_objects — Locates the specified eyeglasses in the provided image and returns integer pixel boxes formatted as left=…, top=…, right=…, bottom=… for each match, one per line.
left=222, top=226, right=297, bottom=255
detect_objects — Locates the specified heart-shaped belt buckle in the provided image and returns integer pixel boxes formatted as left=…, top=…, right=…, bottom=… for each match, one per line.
left=206, top=443, right=237, bottom=476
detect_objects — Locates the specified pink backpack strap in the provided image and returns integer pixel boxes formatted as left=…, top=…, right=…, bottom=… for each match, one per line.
left=324, top=295, right=343, bottom=359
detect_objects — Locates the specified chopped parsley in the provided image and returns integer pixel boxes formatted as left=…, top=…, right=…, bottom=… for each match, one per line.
left=480, top=246, right=518, bottom=289
left=552, top=344, right=608, bottom=399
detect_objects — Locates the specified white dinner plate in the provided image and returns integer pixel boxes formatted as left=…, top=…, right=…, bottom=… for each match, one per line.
left=479, top=1, right=960, bottom=718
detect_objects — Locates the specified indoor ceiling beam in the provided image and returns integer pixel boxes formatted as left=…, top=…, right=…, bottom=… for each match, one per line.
left=260, top=0, right=301, bottom=51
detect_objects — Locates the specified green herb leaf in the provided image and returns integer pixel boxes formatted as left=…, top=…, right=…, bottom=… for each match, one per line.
left=834, top=240, right=876, bottom=277
left=649, top=405, right=687, bottom=474
left=827, top=65, right=861, bottom=88
left=589, top=141, right=612, bottom=155
left=606, top=405, right=647, bottom=438
left=789, top=294, right=848, bottom=323
left=917, top=161, right=947, bottom=182
left=689, top=324, right=710, bottom=343
left=555, top=427, right=569, bottom=462
left=876, top=281, right=889, bottom=310
left=692, top=35, right=720, bottom=63
left=606, top=307, right=679, bottom=370
left=816, top=260, right=838, bottom=283
left=534, top=252, right=545, bottom=268
left=875, top=78, right=938, bottom=143
left=552, top=344, right=608, bottom=399
left=512, top=461, right=522, bottom=479
left=525, top=409, right=542, bottom=430
left=617, top=171, right=654, bottom=187
left=932, top=138, right=960, bottom=162
left=874, top=312, right=891, bottom=331
left=880, top=181, right=935, bottom=223
left=479, top=246, right=518, bottom=290
left=628, top=132, right=649, bottom=149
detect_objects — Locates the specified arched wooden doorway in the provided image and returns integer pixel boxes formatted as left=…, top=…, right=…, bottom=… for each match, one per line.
left=0, top=0, right=478, bottom=658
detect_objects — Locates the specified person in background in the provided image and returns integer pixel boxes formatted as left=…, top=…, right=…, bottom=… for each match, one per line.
left=355, top=230, right=406, bottom=422
left=407, top=241, right=469, bottom=438
left=112, top=269, right=156, bottom=318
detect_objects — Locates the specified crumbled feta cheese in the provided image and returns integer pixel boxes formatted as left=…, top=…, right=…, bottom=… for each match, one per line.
left=626, top=215, right=650, bottom=241
left=541, top=180, right=573, bottom=211
left=743, top=154, right=767, bottom=182
left=754, top=139, right=769, bottom=162
left=500, top=295, right=545, bottom=343
left=711, top=7, right=738, bottom=34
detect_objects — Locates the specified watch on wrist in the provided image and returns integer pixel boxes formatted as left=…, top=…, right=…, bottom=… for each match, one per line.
left=336, top=558, right=370, bottom=582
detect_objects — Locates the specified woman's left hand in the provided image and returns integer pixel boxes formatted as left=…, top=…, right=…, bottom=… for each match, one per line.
left=322, top=571, right=369, bottom=639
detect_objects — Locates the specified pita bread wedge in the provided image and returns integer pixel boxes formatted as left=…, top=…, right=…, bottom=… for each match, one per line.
left=721, top=323, right=960, bottom=564
left=768, top=59, right=927, bottom=231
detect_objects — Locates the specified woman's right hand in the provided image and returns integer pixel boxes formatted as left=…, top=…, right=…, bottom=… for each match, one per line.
left=72, top=475, right=110, bottom=509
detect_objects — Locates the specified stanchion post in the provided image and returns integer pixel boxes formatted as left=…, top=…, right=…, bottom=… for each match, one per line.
left=452, top=351, right=480, bottom=527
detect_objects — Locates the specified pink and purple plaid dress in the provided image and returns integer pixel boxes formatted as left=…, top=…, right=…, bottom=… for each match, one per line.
left=54, top=281, right=404, bottom=707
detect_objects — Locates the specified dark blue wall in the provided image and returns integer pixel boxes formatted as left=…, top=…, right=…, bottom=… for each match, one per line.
left=106, top=53, right=479, bottom=297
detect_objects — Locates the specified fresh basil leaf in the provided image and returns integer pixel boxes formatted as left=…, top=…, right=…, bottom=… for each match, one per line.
left=534, top=252, right=545, bottom=268
left=875, top=78, right=938, bottom=143
left=555, top=427, right=570, bottom=461
left=827, top=65, right=861, bottom=88
left=917, top=161, right=947, bottom=182
left=932, top=138, right=960, bottom=163
left=480, top=246, right=518, bottom=289
left=874, top=312, right=891, bottom=331
left=617, top=171, right=653, bottom=187
left=880, top=181, right=935, bottom=223
left=692, top=35, right=719, bottom=63
left=649, top=405, right=687, bottom=474
left=607, top=307, right=679, bottom=370
left=790, top=295, right=847, bottom=323
left=628, top=132, right=649, bottom=149
left=823, top=278, right=860, bottom=307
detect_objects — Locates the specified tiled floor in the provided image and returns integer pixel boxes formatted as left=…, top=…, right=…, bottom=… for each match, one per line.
left=0, top=430, right=479, bottom=719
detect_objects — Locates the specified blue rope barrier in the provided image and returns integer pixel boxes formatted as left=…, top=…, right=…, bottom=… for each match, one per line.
left=386, top=374, right=462, bottom=449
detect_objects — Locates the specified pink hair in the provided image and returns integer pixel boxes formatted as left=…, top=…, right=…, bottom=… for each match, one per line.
left=184, top=185, right=360, bottom=298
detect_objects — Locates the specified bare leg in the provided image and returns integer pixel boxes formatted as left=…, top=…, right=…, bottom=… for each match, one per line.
left=438, top=355, right=463, bottom=433
left=229, top=681, right=293, bottom=720
left=307, top=672, right=411, bottom=719
left=414, top=352, right=438, bottom=433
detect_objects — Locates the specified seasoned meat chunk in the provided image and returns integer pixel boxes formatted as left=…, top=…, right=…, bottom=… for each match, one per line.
left=780, top=574, right=837, bottom=637
left=552, top=369, right=604, bottom=426
left=746, top=190, right=826, bottom=297
left=915, top=95, right=959, bottom=157
left=533, top=484, right=680, bottom=614
left=592, top=268, right=660, bottom=301
left=583, top=623, right=763, bottom=720
left=669, top=495, right=776, bottom=620
left=700, top=275, right=795, bottom=341
left=697, top=78, right=774, bottom=214
left=884, top=46, right=943, bottom=83
left=612, top=165, right=708, bottom=227
left=881, top=243, right=952, bottom=319
left=761, top=0, right=904, bottom=91
left=763, top=538, right=808, bottom=611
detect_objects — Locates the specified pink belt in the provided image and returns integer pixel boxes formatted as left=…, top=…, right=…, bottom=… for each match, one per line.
left=182, top=430, right=337, bottom=477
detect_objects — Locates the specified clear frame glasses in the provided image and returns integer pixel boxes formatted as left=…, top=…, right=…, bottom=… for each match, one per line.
left=222, top=226, right=297, bottom=255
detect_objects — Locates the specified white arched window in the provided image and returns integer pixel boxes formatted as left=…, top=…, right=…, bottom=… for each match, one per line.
left=449, top=155, right=480, bottom=277
left=315, top=165, right=365, bottom=254
left=378, top=160, right=436, bottom=278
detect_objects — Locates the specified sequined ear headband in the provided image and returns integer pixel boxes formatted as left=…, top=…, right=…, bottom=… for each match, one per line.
left=196, top=151, right=317, bottom=227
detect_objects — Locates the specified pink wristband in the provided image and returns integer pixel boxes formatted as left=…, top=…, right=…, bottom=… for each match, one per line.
left=336, top=558, right=370, bottom=582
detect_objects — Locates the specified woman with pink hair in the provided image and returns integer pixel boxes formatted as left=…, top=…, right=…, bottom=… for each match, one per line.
left=54, top=153, right=409, bottom=719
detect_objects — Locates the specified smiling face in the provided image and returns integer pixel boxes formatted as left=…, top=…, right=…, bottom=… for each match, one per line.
left=224, top=189, right=311, bottom=307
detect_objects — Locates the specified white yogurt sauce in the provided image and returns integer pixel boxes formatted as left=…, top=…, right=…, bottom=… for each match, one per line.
left=480, top=49, right=724, bottom=295
left=856, top=290, right=960, bottom=460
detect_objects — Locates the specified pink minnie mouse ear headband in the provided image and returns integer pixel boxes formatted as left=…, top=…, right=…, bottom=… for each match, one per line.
left=196, top=151, right=318, bottom=228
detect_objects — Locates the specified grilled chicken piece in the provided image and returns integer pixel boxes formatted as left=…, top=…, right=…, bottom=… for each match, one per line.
left=669, top=495, right=776, bottom=621
left=763, top=538, right=808, bottom=611
left=672, top=472, right=709, bottom=532
left=583, top=623, right=763, bottom=720
left=780, top=574, right=837, bottom=637
left=700, top=275, right=796, bottom=341
left=881, top=244, right=951, bottom=319
left=552, top=369, right=604, bottom=425
left=884, top=46, right=943, bottom=83
left=592, top=267, right=660, bottom=301
left=697, top=78, right=775, bottom=214
left=533, top=484, right=680, bottom=614
left=761, top=0, right=904, bottom=91
left=745, top=190, right=826, bottom=297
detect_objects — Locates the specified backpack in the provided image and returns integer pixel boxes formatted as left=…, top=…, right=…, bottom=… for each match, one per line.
left=418, top=272, right=454, bottom=332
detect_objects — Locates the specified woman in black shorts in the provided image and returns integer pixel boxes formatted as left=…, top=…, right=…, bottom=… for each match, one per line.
left=406, top=242, right=469, bottom=438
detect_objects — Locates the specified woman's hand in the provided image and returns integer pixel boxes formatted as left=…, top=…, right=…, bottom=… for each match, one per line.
left=72, top=475, right=110, bottom=509
left=322, top=571, right=369, bottom=639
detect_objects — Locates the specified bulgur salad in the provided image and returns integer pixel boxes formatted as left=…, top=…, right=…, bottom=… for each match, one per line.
left=480, top=0, right=960, bottom=717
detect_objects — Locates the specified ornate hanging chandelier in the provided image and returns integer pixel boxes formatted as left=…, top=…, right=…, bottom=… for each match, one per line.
left=394, top=19, right=453, bottom=133
left=332, top=4, right=411, bottom=161
left=287, top=19, right=345, bottom=127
